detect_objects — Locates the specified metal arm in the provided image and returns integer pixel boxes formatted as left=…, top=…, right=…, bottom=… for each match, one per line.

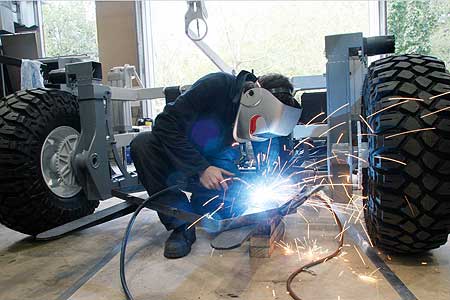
left=185, top=0, right=208, bottom=41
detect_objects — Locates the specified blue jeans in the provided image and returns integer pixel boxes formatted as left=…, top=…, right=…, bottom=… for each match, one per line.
left=131, top=131, right=245, bottom=231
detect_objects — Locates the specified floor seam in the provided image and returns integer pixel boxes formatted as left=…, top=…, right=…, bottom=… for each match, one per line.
left=343, top=217, right=418, bottom=300
left=55, top=242, right=122, bottom=300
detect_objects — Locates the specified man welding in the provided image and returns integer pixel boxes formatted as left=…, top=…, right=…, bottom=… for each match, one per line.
left=131, top=71, right=301, bottom=258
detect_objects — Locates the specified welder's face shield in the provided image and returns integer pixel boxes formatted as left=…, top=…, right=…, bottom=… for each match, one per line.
left=233, top=88, right=302, bottom=143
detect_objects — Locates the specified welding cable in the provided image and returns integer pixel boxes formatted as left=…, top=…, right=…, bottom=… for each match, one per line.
left=120, top=184, right=182, bottom=300
left=286, top=194, right=344, bottom=300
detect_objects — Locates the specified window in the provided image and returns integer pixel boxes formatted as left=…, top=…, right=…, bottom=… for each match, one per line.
left=41, top=1, right=98, bottom=59
left=149, top=1, right=218, bottom=87
left=387, top=0, right=450, bottom=66
left=147, top=0, right=372, bottom=87
left=142, top=1, right=379, bottom=116
left=202, top=1, right=372, bottom=77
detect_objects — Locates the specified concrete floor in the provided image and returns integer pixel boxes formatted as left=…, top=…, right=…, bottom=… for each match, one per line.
left=0, top=195, right=449, bottom=300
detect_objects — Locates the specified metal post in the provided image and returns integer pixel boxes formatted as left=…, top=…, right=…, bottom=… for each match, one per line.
left=66, top=61, right=113, bottom=200
left=324, top=33, right=366, bottom=200
left=135, top=1, right=155, bottom=119
left=108, top=65, right=134, bottom=133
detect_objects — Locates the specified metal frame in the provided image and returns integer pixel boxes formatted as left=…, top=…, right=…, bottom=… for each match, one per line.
left=135, top=0, right=156, bottom=119
left=323, top=33, right=367, bottom=197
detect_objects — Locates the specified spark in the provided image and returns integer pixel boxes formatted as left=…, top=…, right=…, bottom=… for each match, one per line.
left=358, top=274, right=378, bottom=283
left=271, top=161, right=280, bottom=175
left=294, top=238, right=329, bottom=262
left=312, top=183, right=357, bottom=188
left=359, top=220, right=374, bottom=247
left=306, top=198, right=361, bottom=217
left=318, top=122, right=347, bottom=138
left=373, top=155, right=406, bottom=166
left=332, top=149, right=344, bottom=164
left=303, top=141, right=315, bottom=148
left=346, top=153, right=368, bottom=165
left=404, top=195, right=416, bottom=217
left=338, top=270, right=344, bottom=277
left=385, top=127, right=435, bottom=139
left=294, top=238, right=302, bottom=262
left=387, top=96, right=424, bottom=102
left=186, top=213, right=208, bottom=230
left=319, top=177, right=326, bottom=187
left=353, top=245, right=367, bottom=266
left=429, top=90, right=450, bottom=100
left=202, top=195, right=219, bottom=206
left=278, top=159, right=289, bottom=176
left=347, top=206, right=356, bottom=224
left=336, top=132, right=344, bottom=144
left=301, top=174, right=329, bottom=183
left=367, top=100, right=410, bottom=119
left=369, top=268, right=381, bottom=276
left=306, top=111, right=325, bottom=125
left=322, top=103, right=349, bottom=123
left=327, top=175, right=335, bottom=190
left=272, top=289, right=276, bottom=298
left=249, top=159, right=254, bottom=167
left=335, top=220, right=349, bottom=240
left=304, top=156, right=337, bottom=169
left=337, top=174, right=350, bottom=182
left=208, top=202, right=224, bottom=218
left=353, top=203, right=366, bottom=224
left=421, top=106, right=450, bottom=118
left=297, top=211, right=310, bottom=223
left=266, top=138, right=272, bottom=163
left=290, top=137, right=309, bottom=153
left=358, top=133, right=377, bottom=136
left=275, top=241, right=295, bottom=256
left=222, top=176, right=251, bottom=187
left=421, top=261, right=428, bottom=265
left=359, top=115, right=374, bottom=133
left=342, top=185, right=353, bottom=203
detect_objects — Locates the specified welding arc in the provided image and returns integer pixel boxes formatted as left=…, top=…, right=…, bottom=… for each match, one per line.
left=120, top=184, right=182, bottom=300
left=286, top=195, right=344, bottom=300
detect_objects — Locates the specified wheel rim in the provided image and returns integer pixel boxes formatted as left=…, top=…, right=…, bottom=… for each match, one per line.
left=40, top=126, right=82, bottom=199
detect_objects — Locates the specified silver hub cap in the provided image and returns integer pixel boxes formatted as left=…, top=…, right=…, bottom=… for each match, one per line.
left=40, top=126, right=82, bottom=198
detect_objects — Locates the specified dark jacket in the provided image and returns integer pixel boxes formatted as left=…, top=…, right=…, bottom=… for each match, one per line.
left=152, top=72, right=250, bottom=176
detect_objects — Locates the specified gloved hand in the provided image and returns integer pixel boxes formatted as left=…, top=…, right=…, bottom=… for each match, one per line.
left=199, top=166, right=234, bottom=191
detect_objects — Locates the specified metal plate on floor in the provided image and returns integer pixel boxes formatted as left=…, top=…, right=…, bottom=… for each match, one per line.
left=211, top=224, right=258, bottom=250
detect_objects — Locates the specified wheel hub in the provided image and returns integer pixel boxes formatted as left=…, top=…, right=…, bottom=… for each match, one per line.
left=41, top=126, right=82, bottom=198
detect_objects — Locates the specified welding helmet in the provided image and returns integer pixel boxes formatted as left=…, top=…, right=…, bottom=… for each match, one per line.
left=233, top=86, right=302, bottom=143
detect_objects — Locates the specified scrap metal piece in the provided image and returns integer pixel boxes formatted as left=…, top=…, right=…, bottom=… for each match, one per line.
left=35, top=202, right=137, bottom=241
left=211, top=224, right=258, bottom=250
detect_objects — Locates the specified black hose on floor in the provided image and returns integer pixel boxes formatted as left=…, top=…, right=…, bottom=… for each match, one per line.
left=286, top=193, right=344, bottom=300
left=120, top=184, right=344, bottom=300
left=120, top=185, right=181, bottom=300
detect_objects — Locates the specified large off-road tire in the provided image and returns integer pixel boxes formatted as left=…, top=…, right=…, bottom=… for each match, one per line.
left=363, top=54, right=450, bottom=253
left=0, top=89, right=99, bottom=235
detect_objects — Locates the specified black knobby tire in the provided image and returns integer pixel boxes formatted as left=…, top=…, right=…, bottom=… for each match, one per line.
left=0, top=89, right=99, bottom=235
left=363, top=54, right=450, bottom=253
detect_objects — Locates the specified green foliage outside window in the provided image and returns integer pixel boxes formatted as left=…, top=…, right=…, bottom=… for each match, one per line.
left=388, top=0, right=450, bottom=66
left=42, top=1, right=98, bottom=59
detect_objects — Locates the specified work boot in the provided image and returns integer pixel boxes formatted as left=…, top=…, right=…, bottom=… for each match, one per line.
left=164, top=225, right=196, bottom=259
